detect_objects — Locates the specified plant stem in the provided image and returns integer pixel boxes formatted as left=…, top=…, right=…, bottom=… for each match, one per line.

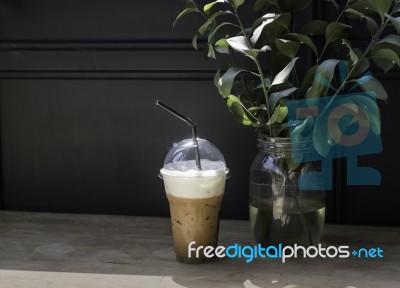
left=317, top=2, right=350, bottom=64
left=255, top=61, right=274, bottom=135
left=230, top=53, right=253, bottom=97
left=201, top=8, right=266, bottom=126
left=332, top=3, right=399, bottom=98
left=293, top=67, right=299, bottom=98
left=293, top=186, right=314, bottom=246
left=234, top=10, right=274, bottom=136
left=319, top=3, right=399, bottom=115
left=335, top=2, right=349, bottom=23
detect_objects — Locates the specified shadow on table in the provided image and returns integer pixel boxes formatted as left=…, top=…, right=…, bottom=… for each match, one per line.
left=171, top=276, right=359, bottom=288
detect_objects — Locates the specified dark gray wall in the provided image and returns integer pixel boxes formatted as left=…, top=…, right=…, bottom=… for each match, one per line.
left=0, top=0, right=256, bottom=220
left=0, top=0, right=399, bottom=225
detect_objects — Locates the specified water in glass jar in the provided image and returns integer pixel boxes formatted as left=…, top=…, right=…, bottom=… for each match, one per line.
left=249, top=197, right=325, bottom=247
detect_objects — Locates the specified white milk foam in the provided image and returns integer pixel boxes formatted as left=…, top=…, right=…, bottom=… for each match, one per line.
left=160, top=160, right=227, bottom=199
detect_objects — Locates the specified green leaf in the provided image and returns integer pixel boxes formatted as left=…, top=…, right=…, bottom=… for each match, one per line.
left=207, top=44, right=216, bottom=59
left=243, top=49, right=262, bottom=58
left=290, top=117, right=315, bottom=162
left=284, top=0, right=314, bottom=12
left=350, top=0, right=392, bottom=22
left=226, top=95, right=258, bottom=125
left=345, top=8, right=365, bottom=19
left=214, top=69, right=221, bottom=87
left=254, top=0, right=278, bottom=12
left=345, top=8, right=378, bottom=36
left=238, top=76, right=258, bottom=103
left=268, top=81, right=294, bottom=94
left=173, top=8, right=200, bottom=28
left=307, top=59, right=340, bottom=98
left=281, top=33, right=318, bottom=55
left=371, top=57, right=395, bottom=73
left=299, top=20, right=329, bottom=37
left=254, top=13, right=291, bottom=44
left=184, top=0, right=199, bottom=9
left=349, top=48, right=370, bottom=77
left=204, top=2, right=216, bottom=13
left=325, top=22, right=352, bottom=45
left=299, top=65, right=318, bottom=97
left=267, top=103, right=288, bottom=125
left=260, top=45, right=272, bottom=52
left=248, top=106, right=266, bottom=123
left=215, top=38, right=230, bottom=53
left=243, top=46, right=271, bottom=58
left=289, top=116, right=315, bottom=158
left=271, top=57, right=299, bottom=86
left=378, top=34, right=400, bottom=47
left=372, top=36, right=400, bottom=70
left=248, top=106, right=263, bottom=114
left=371, top=47, right=400, bottom=73
left=347, top=95, right=381, bottom=136
left=275, top=39, right=300, bottom=59
left=352, top=76, right=388, bottom=102
left=369, top=0, right=392, bottom=23
left=215, top=46, right=230, bottom=54
left=269, top=87, right=298, bottom=110
left=255, top=78, right=272, bottom=89
left=313, top=116, right=331, bottom=157
left=385, top=13, right=400, bottom=34
left=250, top=14, right=278, bottom=44
left=227, top=0, right=244, bottom=10
left=342, top=39, right=359, bottom=65
left=192, top=34, right=198, bottom=50
left=215, top=38, right=229, bottom=46
left=275, top=123, right=290, bottom=137
left=365, top=16, right=379, bottom=36
left=275, top=105, right=288, bottom=124
left=215, top=38, right=230, bottom=54
left=290, top=116, right=315, bottom=140
left=217, top=67, right=246, bottom=97
left=373, top=35, right=400, bottom=60
left=251, top=12, right=276, bottom=27
left=204, top=0, right=225, bottom=14
left=227, top=96, right=251, bottom=125
left=208, top=22, right=235, bottom=43
left=349, top=0, right=377, bottom=16
left=324, top=0, right=340, bottom=12
left=272, top=52, right=291, bottom=77
left=198, top=11, right=229, bottom=35
left=226, top=36, right=255, bottom=58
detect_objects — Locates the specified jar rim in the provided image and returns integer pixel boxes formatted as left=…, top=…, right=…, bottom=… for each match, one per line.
left=259, top=136, right=291, bottom=143
left=257, top=135, right=314, bottom=152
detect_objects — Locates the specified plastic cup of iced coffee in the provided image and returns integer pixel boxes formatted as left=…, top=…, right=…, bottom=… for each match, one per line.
left=160, top=138, right=229, bottom=264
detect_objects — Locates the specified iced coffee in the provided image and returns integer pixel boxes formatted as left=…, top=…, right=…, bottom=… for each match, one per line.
left=160, top=139, right=229, bottom=263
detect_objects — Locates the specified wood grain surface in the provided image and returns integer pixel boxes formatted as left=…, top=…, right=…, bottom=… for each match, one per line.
left=0, top=211, right=399, bottom=288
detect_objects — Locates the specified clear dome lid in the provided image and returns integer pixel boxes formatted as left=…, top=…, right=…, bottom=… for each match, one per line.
left=160, top=138, right=230, bottom=178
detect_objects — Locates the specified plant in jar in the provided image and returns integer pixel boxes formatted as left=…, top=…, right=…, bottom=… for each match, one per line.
left=173, top=0, right=400, bottom=246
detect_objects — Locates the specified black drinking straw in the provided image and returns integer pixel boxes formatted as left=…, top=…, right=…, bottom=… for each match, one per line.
left=155, top=100, right=202, bottom=170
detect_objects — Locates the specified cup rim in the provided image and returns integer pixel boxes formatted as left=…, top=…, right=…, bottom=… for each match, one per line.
left=158, top=168, right=230, bottom=180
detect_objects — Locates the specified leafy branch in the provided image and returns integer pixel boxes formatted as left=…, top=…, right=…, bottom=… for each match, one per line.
left=174, top=0, right=400, bottom=141
left=333, top=2, right=400, bottom=98
left=235, top=10, right=274, bottom=136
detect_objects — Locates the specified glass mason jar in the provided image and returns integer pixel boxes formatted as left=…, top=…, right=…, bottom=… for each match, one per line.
left=249, top=136, right=326, bottom=247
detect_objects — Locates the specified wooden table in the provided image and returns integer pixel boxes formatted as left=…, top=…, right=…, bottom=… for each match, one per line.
left=0, top=211, right=399, bottom=288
